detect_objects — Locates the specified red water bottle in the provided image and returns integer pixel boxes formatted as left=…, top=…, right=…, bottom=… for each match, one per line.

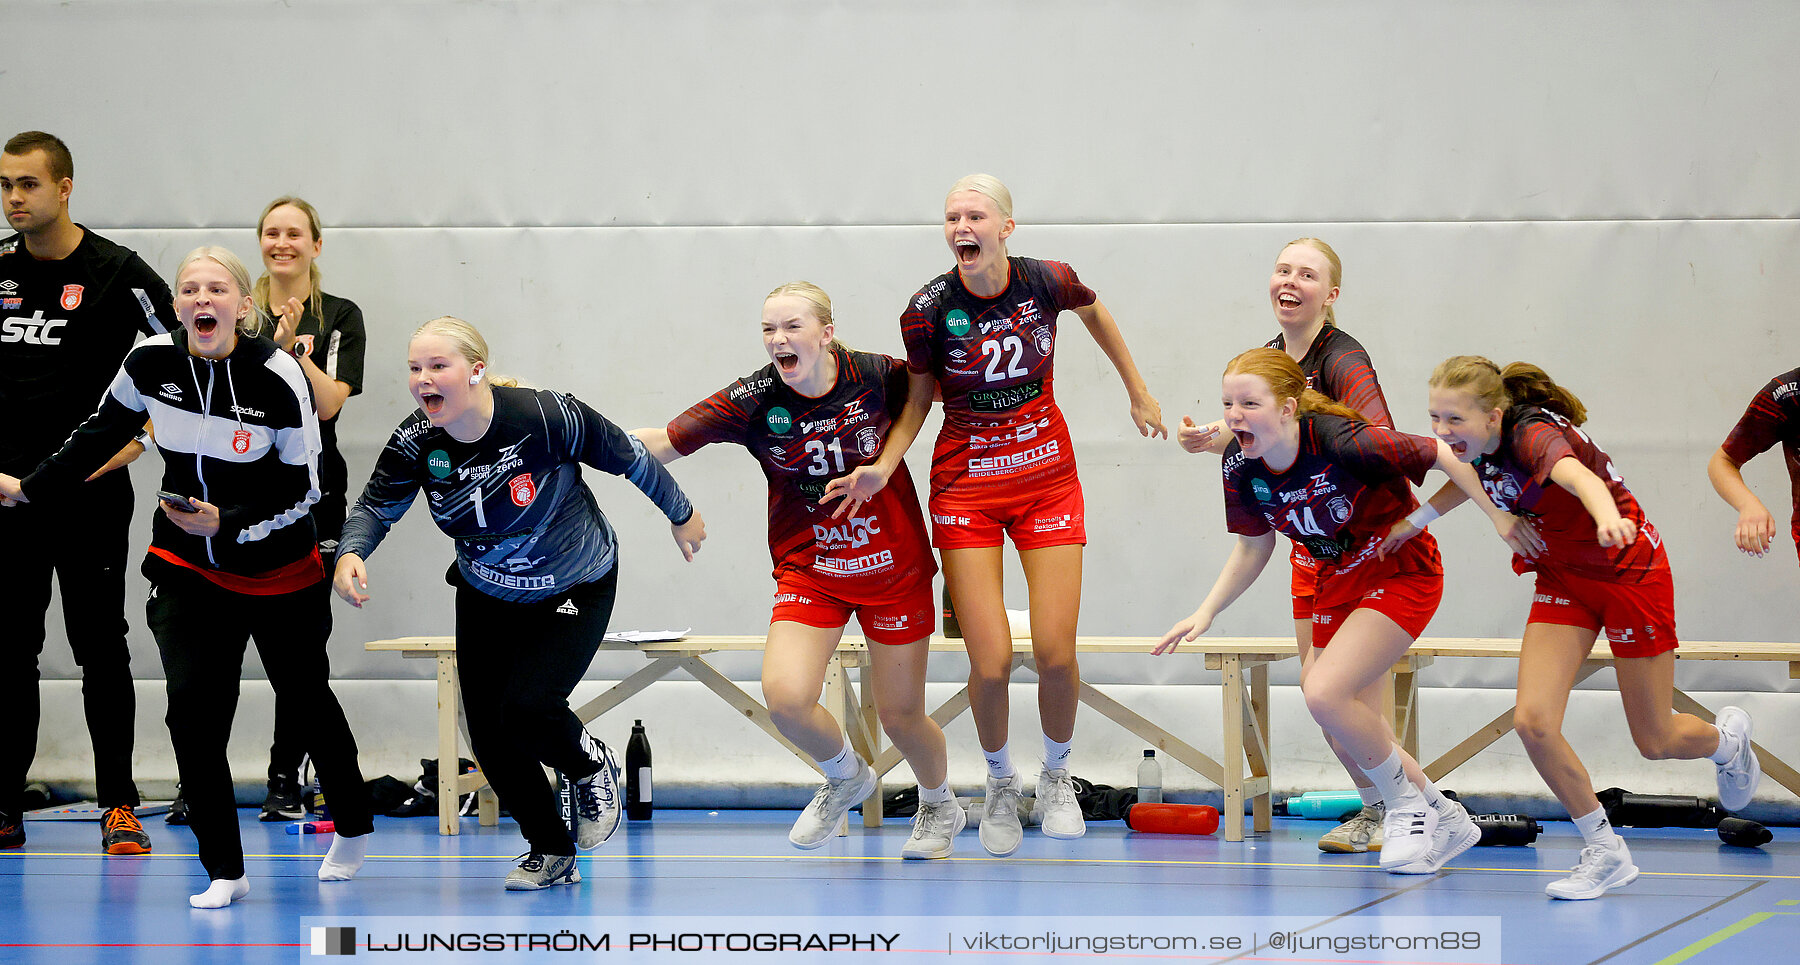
left=1126, top=803, right=1219, bottom=835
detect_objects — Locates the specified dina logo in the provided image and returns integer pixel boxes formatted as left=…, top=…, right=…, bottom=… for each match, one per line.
left=945, top=309, right=971, bottom=337
left=426, top=450, right=454, bottom=479
left=1251, top=478, right=1274, bottom=503
left=310, top=926, right=356, bottom=955
left=765, top=406, right=792, bottom=434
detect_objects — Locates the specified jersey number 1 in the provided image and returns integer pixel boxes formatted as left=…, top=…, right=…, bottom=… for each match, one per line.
left=469, top=487, right=488, bottom=528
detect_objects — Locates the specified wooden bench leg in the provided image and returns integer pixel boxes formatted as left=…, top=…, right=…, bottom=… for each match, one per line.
left=436, top=651, right=461, bottom=836
left=1249, top=662, right=1272, bottom=833
left=851, top=654, right=883, bottom=830
left=1221, top=655, right=1246, bottom=842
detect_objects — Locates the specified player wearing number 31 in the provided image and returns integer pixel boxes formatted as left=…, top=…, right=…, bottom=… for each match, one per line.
left=333, top=317, right=706, bottom=891
left=1157, top=348, right=1510, bottom=877
left=635, top=281, right=957, bottom=858
left=1384, top=357, right=1762, bottom=900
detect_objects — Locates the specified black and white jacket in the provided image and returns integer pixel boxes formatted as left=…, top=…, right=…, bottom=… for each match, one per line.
left=21, top=328, right=322, bottom=576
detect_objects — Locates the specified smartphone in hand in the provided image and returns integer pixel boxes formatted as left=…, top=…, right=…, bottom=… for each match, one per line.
left=157, top=490, right=199, bottom=513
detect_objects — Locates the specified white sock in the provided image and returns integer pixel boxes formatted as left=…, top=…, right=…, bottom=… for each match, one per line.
left=1572, top=806, right=1624, bottom=851
left=817, top=737, right=861, bottom=780
left=1419, top=780, right=1449, bottom=808
left=983, top=742, right=1015, bottom=780
left=918, top=782, right=954, bottom=806
left=1357, top=785, right=1382, bottom=807
left=319, top=832, right=369, bottom=881
left=1043, top=734, right=1072, bottom=772
left=1360, top=747, right=1425, bottom=810
left=1709, top=725, right=1740, bottom=765
left=189, top=876, right=250, bottom=909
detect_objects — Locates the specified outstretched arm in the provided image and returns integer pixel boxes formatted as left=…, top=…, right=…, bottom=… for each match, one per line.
left=1708, top=446, right=1776, bottom=557
left=821, top=370, right=933, bottom=519
left=1073, top=300, right=1166, bottom=439
left=1155, top=532, right=1277, bottom=654
left=1549, top=456, right=1636, bottom=548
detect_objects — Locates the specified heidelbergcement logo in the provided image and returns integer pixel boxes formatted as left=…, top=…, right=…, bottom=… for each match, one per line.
left=765, top=406, right=792, bottom=434
left=426, top=450, right=454, bottom=479
left=945, top=309, right=971, bottom=337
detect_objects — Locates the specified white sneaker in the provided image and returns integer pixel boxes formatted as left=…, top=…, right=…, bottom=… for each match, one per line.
left=570, top=733, right=621, bottom=850
left=788, top=763, right=876, bottom=850
left=1318, top=804, right=1385, bottom=854
left=1387, top=797, right=1480, bottom=875
left=1035, top=768, right=1086, bottom=840
left=1546, top=841, right=1638, bottom=900
left=504, top=852, right=580, bottom=891
left=1377, top=796, right=1436, bottom=871
left=1715, top=706, right=1762, bottom=812
left=978, top=774, right=1024, bottom=856
left=901, top=798, right=966, bottom=859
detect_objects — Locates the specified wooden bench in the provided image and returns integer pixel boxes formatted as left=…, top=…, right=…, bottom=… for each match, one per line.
left=365, top=633, right=1799, bottom=841
left=364, top=634, right=1297, bottom=841
left=1390, top=638, right=1800, bottom=797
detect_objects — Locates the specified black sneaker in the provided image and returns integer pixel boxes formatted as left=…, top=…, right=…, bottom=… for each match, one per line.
left=102, top=806, right=152, bottom=855
left=0, top=811, right=23, bottom=849
left=166, top=787, right=190, bottom=826
left=260, top=773, right=305, bottom=822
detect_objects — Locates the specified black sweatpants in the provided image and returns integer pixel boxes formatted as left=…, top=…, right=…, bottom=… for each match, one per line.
left=453, top=565, right=618, bottom=857
left=0, top=471, right=140, bottom=816
left=144, top=557, right=373, bottom=881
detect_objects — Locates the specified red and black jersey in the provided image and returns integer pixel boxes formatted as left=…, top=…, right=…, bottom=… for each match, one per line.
left=1721, top=367, right=1800, bottom=546
left=1266, top=325, right=1392, bottom=428
left=1223, top=413, right=1439, bottom=606
left=1478, top=405, right=1663, bottom=581
left=901, top=256, right=1095, bottom=503
left=666, top=347, right=935, bottom=597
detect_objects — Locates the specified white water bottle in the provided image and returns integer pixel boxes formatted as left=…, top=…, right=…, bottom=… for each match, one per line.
left=1138, top=749, right=1163, bottom=804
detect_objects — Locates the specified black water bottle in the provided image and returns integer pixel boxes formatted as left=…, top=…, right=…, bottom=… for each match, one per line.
left=1718, top=817, right=1773, bottom=848
left=941, top=585, right=961, bottom=638
left=1470, top=813, right=1542, bottom=846
left=625, top=720, right=654, bottom=821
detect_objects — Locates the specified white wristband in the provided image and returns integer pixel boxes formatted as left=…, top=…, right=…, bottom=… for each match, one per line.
left=1406, top=505, right=1441, bottom=529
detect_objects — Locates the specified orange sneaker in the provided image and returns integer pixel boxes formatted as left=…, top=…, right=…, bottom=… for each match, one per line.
left=0, top=811, right=23, bottom=849
left=102, top=806, right=152, bottom=855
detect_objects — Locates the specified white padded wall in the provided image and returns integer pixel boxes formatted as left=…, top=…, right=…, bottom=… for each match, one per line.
left=12, top=1, right=1798, bottom=700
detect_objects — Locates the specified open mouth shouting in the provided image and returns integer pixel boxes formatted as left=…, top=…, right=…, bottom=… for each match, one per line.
left=773, top=350, right=800, bottom=375
left=954, top=238, right=981, bottom=269
left=191, top=312, right=220, bottom=339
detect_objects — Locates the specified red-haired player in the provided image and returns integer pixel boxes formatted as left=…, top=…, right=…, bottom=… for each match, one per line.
left=1178, top=238, right=1399, bottom=854
left=1388, top=356, right=1762, bottom=900
left=1160, top=348, right=1515, bottom=877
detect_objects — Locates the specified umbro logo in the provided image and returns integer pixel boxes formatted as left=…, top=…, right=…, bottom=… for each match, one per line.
left=160, top=383, right=183, bottom=400
left=556, top=599, right=580, bottom=616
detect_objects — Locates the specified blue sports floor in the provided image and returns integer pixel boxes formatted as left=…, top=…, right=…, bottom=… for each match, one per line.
left=2, top=809, right=1795, bottom=964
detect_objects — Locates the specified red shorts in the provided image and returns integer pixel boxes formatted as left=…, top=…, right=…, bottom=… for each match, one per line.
left=1289, top=542, right=1319, bottom=620
left=1527, top=564, right=1678, bottom=658
left=770, top=571, right=935, bottom=646
left=1310, top=569, right=1442, bottom=648
left=928, top=480, right=1086, bottom=551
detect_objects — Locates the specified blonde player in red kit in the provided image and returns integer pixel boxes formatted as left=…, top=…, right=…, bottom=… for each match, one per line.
left=637, top=283, right=958, bottom=858
left=902, top=174, right=1164, bottom=856
left=1386, top=356, right=1762, bottom=900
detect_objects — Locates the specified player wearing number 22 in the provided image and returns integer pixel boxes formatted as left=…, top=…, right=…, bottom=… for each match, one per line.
left=902, top=174, right=1164, bottom=857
